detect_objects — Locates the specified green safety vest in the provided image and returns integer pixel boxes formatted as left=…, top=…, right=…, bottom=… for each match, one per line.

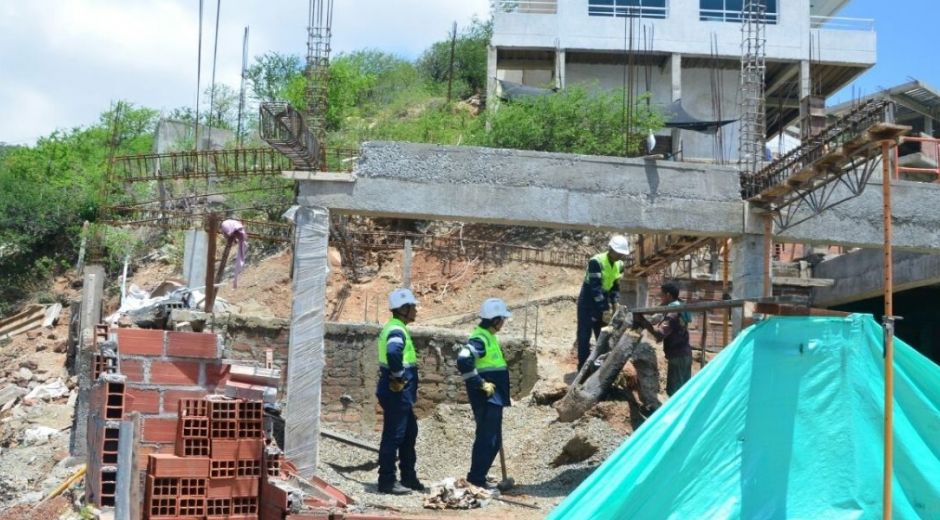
left=377, top=318, right=417, bottom=369
left=470, top=326, right=507, bottom=373
left=583, top=252, right=624, bottom=292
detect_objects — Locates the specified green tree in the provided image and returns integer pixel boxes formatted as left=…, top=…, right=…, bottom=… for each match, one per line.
left=482, top=87, right=663, bottom=156
left=246, top=52, right=304, bottom=102
left=417, top=18, right=492, bottom=99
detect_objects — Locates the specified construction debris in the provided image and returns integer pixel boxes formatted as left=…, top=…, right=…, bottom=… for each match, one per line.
left=423, top=478, right=492, bottom=510
left=0, top=304, right=50, bottom=340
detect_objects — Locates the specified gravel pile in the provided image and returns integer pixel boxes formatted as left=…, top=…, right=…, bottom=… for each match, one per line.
left=316, top=396, right=630, bottom=517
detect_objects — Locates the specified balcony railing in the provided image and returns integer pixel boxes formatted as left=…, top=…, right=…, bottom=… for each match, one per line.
left=588, top=2, right=667, bottom=19
left=810, top=15, right=874, bottom=31
left=700, top=8, right=777, bottom=24
left=492, top=0, right=557, bottom=14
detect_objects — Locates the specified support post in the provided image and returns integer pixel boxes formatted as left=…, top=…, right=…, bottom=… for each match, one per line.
left=731, top=229, right=766, bottom=332
left=70, top=264, right=105, bottom=457
left=670, top=53, right=682, bottom=158
left=402, top=239, right=413, bottom=289
left=722, top=238, right=730, bottom=345
left=486, top=46, right=497, bottom=111
left=763, top=215, right=773, bottom=298
left=881, top=140, right=895, bottom=520
left=183, top=229, right=209, bottom=289
left=204, top=214, right=219, bottom=313
left=114, top=420, right=136, bottom=520
left=555, top=48, right=566, bottom=90
left=285, top=206, right=329, bottom=478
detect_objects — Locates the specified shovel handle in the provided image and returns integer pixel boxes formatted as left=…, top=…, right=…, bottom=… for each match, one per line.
left=499, top=439, right=508, bottom=480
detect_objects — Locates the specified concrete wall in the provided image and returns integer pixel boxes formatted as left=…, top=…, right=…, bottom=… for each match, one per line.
left=813, top=249, right=940, bottom=307
left=492, top=0, right=874, bottom=65
left=222, top=317, right=538, bottom=436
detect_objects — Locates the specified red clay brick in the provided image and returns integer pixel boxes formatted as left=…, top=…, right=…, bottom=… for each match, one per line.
left=149, top=360, right=201, bottom=386
left=136, top=443, right=174, bottom=470
left=142, top=417, right=179, bottom=443
left=116, top=328, right=165, bottom=356
left=167, top=331, right=219, bottom=359
left=124, top=387, right=161, bottom=414
left=164, top=390, right=209, bottom=415
left=207, top=477, right=258, bottom=498
left=204, top=363, right=230, bottom=389
left=261, top=481, right=289, bottom=510
left=211, top=439, right=238, bottom=460
left=237, top=439, right=264, bottom=460
left=119, top=359, right=146, bottom=383
left=148, top=454, right=211, bottom=478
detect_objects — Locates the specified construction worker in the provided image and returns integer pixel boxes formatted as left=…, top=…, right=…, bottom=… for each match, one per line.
left=456, top=298, right=512, bottom=489
left=575, top=235, right=630, bottom=370
left=376, top=288, right=425, bottom=495
left=645, top=282, right=693, bottom=396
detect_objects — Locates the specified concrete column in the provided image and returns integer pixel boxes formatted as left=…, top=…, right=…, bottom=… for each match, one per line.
left=70, top=264, right=105, bottom=457
left=183, top=229, right=209, bottom=289
left=799, top=59, right=811, bottom=99
left=555, top=48, right=566, bottom=90
left=731, top=231, right=768, bottom=332
left=285, top=206, right=330, bottom=478
left=621, top=278, right=650, bottom=309
left=670, top=53, right=682, bottom=158
left=925, top=116, right=934, bottom=137
left=402, top=239, right=413, bottom=289
left=486, top=46, right=497, bottom=108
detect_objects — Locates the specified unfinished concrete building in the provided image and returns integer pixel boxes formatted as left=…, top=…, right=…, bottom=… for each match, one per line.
left=489, top=0, right=875, bottom=160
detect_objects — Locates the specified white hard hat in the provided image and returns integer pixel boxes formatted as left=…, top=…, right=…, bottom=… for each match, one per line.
left=608, top=235, right=631, bottom=255
left=388, top=288, right=418, bottom=310
left=480, top=298, right=512, bottom=320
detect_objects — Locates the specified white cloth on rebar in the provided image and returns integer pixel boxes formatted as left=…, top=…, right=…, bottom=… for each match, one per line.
left=221, top=219, right=248, bottom=288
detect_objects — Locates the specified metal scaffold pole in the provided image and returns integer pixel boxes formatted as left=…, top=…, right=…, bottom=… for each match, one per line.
left=881, top=140, right=895, bottom=520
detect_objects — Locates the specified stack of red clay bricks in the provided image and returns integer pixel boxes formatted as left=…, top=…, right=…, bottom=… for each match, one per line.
left=144, top=395, right=266, bottom=519
left=86, top=372, right=126, bottom=507
left=114, top=328, right=229, bottom=467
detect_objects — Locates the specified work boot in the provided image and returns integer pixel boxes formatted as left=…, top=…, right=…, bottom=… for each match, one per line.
left=401, top=478, right=426, bottom=492
left=377, top=482, right=412, bottom=495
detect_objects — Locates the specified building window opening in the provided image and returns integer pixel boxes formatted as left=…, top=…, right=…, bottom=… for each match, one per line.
left=700, top=0, right=777, bottom=24
left=589, top=0, right=668, bottom=20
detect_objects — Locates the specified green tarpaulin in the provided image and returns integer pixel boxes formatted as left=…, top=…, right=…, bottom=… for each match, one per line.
left=549, top=314, right=940, bottom=519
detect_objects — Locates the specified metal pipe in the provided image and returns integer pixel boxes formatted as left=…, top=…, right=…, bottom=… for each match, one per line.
left=881, top=140, right=894, bottom=520
left=722, top=238, right=730, bottom=346
left=763, top=216, right=773, bottom=298
left=204, top=213, right=219, bottom=313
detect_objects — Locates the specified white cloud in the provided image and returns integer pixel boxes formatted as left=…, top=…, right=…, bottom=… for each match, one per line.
left=0, top=0, right=491, bottom=145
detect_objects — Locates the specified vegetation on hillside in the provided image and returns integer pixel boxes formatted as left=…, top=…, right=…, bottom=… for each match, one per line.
left=0, top=16, right=662, bottom=316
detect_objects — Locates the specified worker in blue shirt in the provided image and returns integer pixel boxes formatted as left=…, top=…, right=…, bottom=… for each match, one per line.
left=456, top=298, right=513, bottom=489
left=376, top=288, right=424, bottom=495
left=576, top=235, right=630, bottom=370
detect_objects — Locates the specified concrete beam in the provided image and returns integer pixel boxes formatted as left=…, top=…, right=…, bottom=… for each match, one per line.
left=300, top=142, right=744, bottom=237
left=813, top=249, right=940, bottom=307
left=298, top=142, right=940, bottom=253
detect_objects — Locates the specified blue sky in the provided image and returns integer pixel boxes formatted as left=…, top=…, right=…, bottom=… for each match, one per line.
left=0, top=0, right=934, bottom=145
left=830, top=0, right=939, bottom=104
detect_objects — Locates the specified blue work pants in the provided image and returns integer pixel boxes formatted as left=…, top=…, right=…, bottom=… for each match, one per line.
left=377, top=396, right=418, bottom=486
left=467, top=401, right=503, bottom=486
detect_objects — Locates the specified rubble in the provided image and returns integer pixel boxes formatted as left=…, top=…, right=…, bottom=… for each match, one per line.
left=423, top=478, right=492, bottom=510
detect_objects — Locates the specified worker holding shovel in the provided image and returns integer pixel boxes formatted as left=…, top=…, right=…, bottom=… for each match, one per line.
left=457, top=298, right=515, bottom=491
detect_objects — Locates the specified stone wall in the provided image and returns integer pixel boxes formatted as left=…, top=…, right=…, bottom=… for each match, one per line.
left=214, top=314, right=538, bottom=436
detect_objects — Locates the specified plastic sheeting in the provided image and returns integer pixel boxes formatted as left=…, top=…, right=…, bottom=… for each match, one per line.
left=549, top=314, right=940, bottom=520
left=284, top=206, right=330, bottom=478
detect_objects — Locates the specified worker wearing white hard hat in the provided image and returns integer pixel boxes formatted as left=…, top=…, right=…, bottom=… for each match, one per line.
left=456, top=298, right=513, bottom=489
left=376, top=288, right=424, bottom=495
left=574, top=235, right=628, bottom=370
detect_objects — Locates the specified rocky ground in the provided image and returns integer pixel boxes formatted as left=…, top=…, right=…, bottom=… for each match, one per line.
left=0, top=223, right=716, bottom=518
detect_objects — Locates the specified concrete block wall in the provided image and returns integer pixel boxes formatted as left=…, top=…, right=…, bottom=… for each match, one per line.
left=218, top=317, right=539, bottom=436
